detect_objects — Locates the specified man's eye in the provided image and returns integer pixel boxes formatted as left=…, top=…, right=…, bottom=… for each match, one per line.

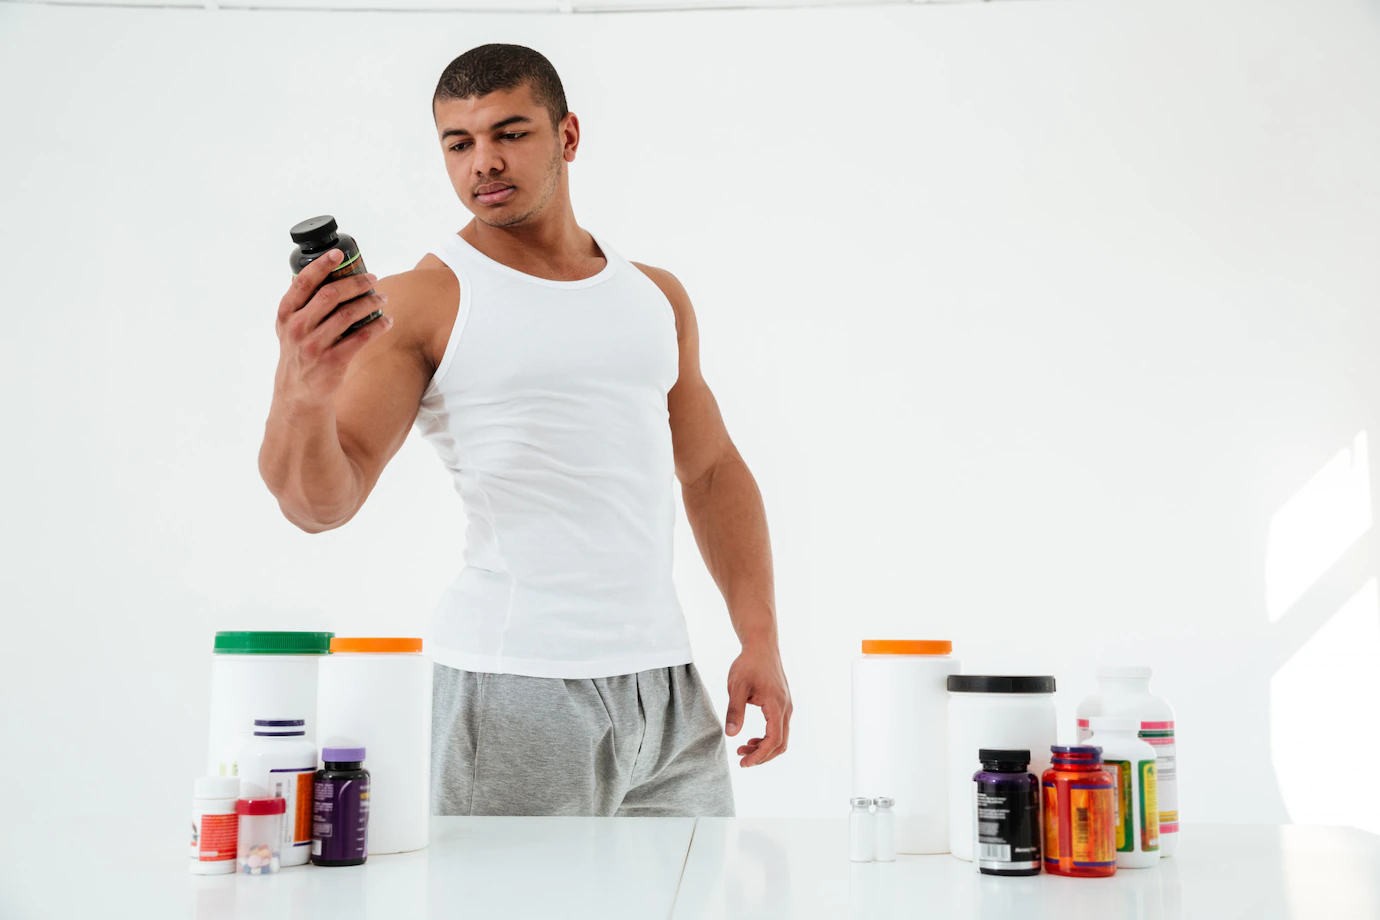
left=450, top=133, right=525, bottom=152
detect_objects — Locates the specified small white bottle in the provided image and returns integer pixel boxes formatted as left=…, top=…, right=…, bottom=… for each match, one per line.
left=849, top=797, right=875, bottom=862
left=236, top=717, right=317, bottom=867
left=873, top=797, right=896, bottom=862
left=190, top=776, right=240, bottom=874
left=1077, top=666, right=1178, bottom=857
left=1087, top=716, right=1160, bottom=868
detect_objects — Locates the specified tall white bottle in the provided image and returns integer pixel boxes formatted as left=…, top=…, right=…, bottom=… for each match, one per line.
left=1077, top=666, right=1178, bottom=857
left=1086, top=716, right=1159, bottom=868
left=317, top=637, right=432, bottom=854
left=851, top=639, right=960, bottom=854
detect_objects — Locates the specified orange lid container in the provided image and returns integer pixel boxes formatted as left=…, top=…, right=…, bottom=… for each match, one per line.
left=861, top=639, right=952, bottom=656
left=329, top=637, right=423, bottom=654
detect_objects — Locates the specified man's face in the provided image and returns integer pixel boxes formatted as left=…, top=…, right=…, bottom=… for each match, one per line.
left=434, top=84, right=568, bottom=228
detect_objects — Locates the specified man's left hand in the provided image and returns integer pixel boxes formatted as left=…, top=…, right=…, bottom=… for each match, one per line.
left=724, top=643, right=792, bottom=767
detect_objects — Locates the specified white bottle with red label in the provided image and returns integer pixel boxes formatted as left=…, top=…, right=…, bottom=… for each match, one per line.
left=1077, top=666, right=1178, bottom=857
left=190, top=776, right=240, bottom=874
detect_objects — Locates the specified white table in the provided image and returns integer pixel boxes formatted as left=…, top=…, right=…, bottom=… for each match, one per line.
left=674, top=819, right=1380, bottom=919
left=5, top=819, right=1377, bottom=918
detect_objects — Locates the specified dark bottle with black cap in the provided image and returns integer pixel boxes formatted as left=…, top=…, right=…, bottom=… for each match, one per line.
left=973, top=748, right=1042, bottom=876
left=288, top=215, right=383, bottom=340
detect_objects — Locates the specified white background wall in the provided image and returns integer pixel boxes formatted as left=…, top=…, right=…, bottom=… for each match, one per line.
left=3, top=0, right=1378, bottom=855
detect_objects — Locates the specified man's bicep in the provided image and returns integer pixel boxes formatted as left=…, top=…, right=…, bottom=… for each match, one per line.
left=331, top=280, right=434, bottom=514
left=651, top=267, right=733, bottom=489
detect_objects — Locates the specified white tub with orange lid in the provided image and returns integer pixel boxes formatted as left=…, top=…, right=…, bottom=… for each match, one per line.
left=316, top=637, right=431, bottom=854
left=851, top=639, right=961, bottom=854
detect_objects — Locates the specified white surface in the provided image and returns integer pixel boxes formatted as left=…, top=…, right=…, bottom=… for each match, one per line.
left=316, top=652, right=432, bottom=854
left=5, top=0, right=1380, bottom=834
left=947, top=690, right=1057, bottom=860
left=0, top=816, right=696, bottom=919
left=673, top=820, right=1380, bottom=920
left=3, top=816, right=1378, bottom=917
left=851, top=652, right=959, bottom=853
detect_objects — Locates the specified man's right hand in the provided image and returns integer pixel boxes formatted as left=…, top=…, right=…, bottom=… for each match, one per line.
left=274, top=249, right=394, bottom=412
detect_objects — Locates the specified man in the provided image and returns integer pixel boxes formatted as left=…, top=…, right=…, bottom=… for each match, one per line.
left=259, top=43, right=791, bottom=817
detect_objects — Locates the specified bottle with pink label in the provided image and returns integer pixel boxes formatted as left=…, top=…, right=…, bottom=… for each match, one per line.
left=1076, top=666, right=1178, bottom=857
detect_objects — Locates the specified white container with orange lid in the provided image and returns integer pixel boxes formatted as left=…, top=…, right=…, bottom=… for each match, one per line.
left=851, top=639, right=961, bottom=854
left=316, top=637, right=431, bottom=854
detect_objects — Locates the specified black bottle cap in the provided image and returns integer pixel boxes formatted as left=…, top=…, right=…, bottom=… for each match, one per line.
left=290, top=215, right=338, bottom=245
left=947, top=675, right=1056, bottom=694
left=979, top=749, right=1031, bottom=764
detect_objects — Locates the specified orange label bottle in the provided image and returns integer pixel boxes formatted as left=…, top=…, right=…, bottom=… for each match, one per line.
left=1041, top=744, right=1117, bottom=877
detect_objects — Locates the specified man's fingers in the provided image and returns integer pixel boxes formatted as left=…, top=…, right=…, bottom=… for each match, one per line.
left=741, top=699, right=783, bottom=767
left=725, top=680, right=748, bottom=736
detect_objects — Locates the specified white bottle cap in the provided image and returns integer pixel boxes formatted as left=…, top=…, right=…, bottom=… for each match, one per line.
left=1097, top=665, right=1152, bottom=680
left=1088, top=716, right=1139, bottom=733
left=194, top=776, right=241, bottom=799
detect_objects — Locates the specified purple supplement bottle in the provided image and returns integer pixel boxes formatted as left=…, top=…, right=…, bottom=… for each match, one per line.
left=311, top=746, right=370, bottom=867
left=973, top=748, right=1041, bottom=876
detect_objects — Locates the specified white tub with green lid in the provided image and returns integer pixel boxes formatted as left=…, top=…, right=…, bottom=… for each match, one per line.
left=205, top=631, right=333, bottom=777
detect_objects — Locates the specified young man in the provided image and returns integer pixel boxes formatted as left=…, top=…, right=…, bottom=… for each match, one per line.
left=260, top=43, right=790, bottom=817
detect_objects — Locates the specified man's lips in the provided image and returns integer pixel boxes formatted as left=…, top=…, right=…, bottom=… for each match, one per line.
left=476, top=185, right=516, bottom=204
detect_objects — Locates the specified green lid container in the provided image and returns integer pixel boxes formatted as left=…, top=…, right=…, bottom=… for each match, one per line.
left=213, top=631, right=334, bottom=655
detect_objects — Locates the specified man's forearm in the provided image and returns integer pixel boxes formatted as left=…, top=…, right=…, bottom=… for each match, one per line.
left=682, top=448, right=778, bottom=648
left=258, top=395, right=362, bottom=532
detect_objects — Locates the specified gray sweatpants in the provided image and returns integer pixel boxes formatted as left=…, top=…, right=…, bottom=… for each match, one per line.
left=430, top=661, right=736, bottom=817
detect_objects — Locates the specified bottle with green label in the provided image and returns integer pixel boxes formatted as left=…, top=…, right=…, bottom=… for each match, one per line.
left=1086, top=716, right=1159, bottom=868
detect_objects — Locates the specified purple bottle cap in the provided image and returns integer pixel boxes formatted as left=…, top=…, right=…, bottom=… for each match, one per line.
left=322, top=746, right=366, bottom=762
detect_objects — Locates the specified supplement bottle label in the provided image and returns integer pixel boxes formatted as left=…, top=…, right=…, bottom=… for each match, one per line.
left=1141, top=721, right=1177, bottom=834
left=192, top=813, right=237, bottom=862
left=313, top=776, right=370, bottom=862
left=1043, top=783, right=1060, bottom=861
left=1069, top=785, right=1115, bottom=866
left=1106, top=760, right=1133, bottom=852
left=1140, top=759, right=1160, bottom=852
left=975, top=784, right=1040, bottom=870
left=268, top=768, right=316, bottom=851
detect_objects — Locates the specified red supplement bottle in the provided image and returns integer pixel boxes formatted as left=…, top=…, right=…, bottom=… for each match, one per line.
left=1042, top=744, right=1117, bottom=877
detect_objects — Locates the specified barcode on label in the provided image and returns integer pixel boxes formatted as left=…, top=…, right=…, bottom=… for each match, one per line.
left=979, top=843, right=1011, bottom=862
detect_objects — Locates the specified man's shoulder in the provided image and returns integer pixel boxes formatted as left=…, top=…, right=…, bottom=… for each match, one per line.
left=365, top=260, right=460, bottom=378
left=629, top=261, right=690, bottom=311
left=629, top=260, right=676, bottom=289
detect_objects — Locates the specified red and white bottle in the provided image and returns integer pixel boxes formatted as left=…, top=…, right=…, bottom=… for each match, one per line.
left=1077, top=666, right=1178, bottom=857
left=190, top=776, right=240, bottom=874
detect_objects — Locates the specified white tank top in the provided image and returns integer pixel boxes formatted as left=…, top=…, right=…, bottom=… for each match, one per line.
left=411, top=229, right=695, bottom=678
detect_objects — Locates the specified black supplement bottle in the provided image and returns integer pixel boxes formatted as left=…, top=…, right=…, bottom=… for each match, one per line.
left=973, top=748, right=1042, bottom=876
left=288, top=215, right=384, bottom=340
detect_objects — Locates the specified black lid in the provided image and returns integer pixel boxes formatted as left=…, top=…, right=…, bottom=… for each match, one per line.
left=290, top=215, right=338, bottom=244
left=979, top=748, right=1031, bottom=764
left=947, top=675, right=1056, bottom=694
